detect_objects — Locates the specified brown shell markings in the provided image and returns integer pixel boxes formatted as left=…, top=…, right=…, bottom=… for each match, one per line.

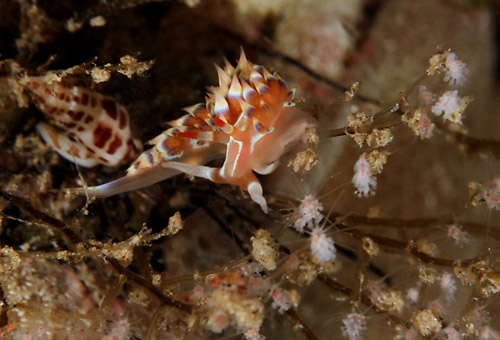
left=25, top=77, right=142, bottom=168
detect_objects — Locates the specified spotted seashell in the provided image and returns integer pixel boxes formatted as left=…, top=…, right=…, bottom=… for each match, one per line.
left=26, top=78, right=142, bottom=167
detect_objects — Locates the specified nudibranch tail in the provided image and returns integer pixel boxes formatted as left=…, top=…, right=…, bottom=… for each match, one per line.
left=80, top=141, right=226, bottom=198
left=70, top=165, right=182, bottom=197
left=25, top=77, right=142, bottom=167
left=73, top=49, right=317, bottom=213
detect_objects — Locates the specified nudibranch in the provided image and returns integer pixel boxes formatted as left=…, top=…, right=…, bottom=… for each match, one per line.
left=25, top=78, right=142, bottom=167
left=78, top=50, right=317, bottom=213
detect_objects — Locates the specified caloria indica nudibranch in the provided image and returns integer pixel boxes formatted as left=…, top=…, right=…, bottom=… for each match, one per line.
left=76, top=50, right=317, bottom=213
left=25, top=77, right=142, bottom=167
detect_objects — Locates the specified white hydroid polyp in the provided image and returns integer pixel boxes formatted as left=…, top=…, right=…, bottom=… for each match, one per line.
left=353, top=154, right=376, bottom=197
left=431, top=90, right=470, bottom=124
left=443, top=51, right=469, bottom=87
left=294, top=194, right=324, bottom=232
left=310, top=226, right=336, bottom=265
left=341, top=311, right=367, bottom=340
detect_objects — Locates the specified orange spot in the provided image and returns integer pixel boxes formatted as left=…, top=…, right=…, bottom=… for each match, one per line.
left=213, top=117, right=225, bottom=128
left=177, top=131, right=198, bottom=139
left=67, top=145, right=81, bottom=158
left=215, top=313, right=227, bottom=326
left=101, top=99, right=118, bottom=119
left=84, top=115, right=94, bottom=124
left=74, top=111, right=85, bottom=121
left=118, top=110, right=127, bottom=129
left=57, top=92, right=66, bottom=100
left=106, top=135, right=123, bottom=155
left=81, top=93, right=89, bottom=105
left=27, top=79, right=40, bottom=90
left=93, top=124, right=113, bottom=148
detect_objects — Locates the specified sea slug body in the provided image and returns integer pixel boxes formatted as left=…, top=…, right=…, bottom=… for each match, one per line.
left=79, top=49, right=317, bottom=213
